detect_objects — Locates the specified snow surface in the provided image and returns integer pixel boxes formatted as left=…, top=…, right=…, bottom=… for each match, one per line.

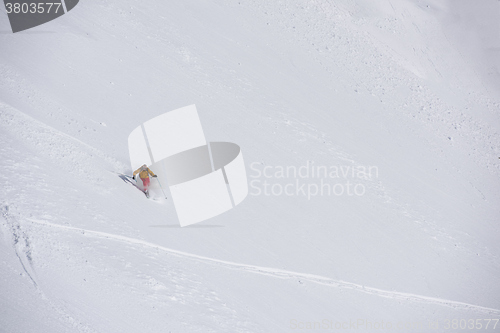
left=1, top=0, right=499, bottom=332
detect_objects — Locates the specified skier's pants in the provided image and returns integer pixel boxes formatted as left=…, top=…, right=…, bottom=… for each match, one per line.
left=141, top=177, right=150, bottom=190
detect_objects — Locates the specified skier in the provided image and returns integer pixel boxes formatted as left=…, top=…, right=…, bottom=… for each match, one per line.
left=133, top=164, right=157, bottom=197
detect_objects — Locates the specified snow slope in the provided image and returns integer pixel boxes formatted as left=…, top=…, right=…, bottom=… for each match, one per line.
left=1, top=0, right=499, bottom=332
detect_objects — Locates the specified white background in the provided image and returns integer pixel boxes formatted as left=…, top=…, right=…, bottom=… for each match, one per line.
left=0, top=0, right=499, bottom=331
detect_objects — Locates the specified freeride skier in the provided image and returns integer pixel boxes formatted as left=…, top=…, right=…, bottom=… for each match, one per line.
left=133, top=164, right=157, bottom=197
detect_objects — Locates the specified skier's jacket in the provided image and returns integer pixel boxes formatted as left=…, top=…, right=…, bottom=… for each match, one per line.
left=133, top=165, right=156, bottom=179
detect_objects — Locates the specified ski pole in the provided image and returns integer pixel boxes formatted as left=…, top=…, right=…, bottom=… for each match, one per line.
left=156, top=177, right=167, bottom=199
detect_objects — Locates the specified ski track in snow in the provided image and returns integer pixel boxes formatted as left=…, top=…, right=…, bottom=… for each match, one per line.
left=0, top=102, right=127, bottom=184
left=26, top=218, right=500, bottom=316
left=0, top=207, right=99, bottom=333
